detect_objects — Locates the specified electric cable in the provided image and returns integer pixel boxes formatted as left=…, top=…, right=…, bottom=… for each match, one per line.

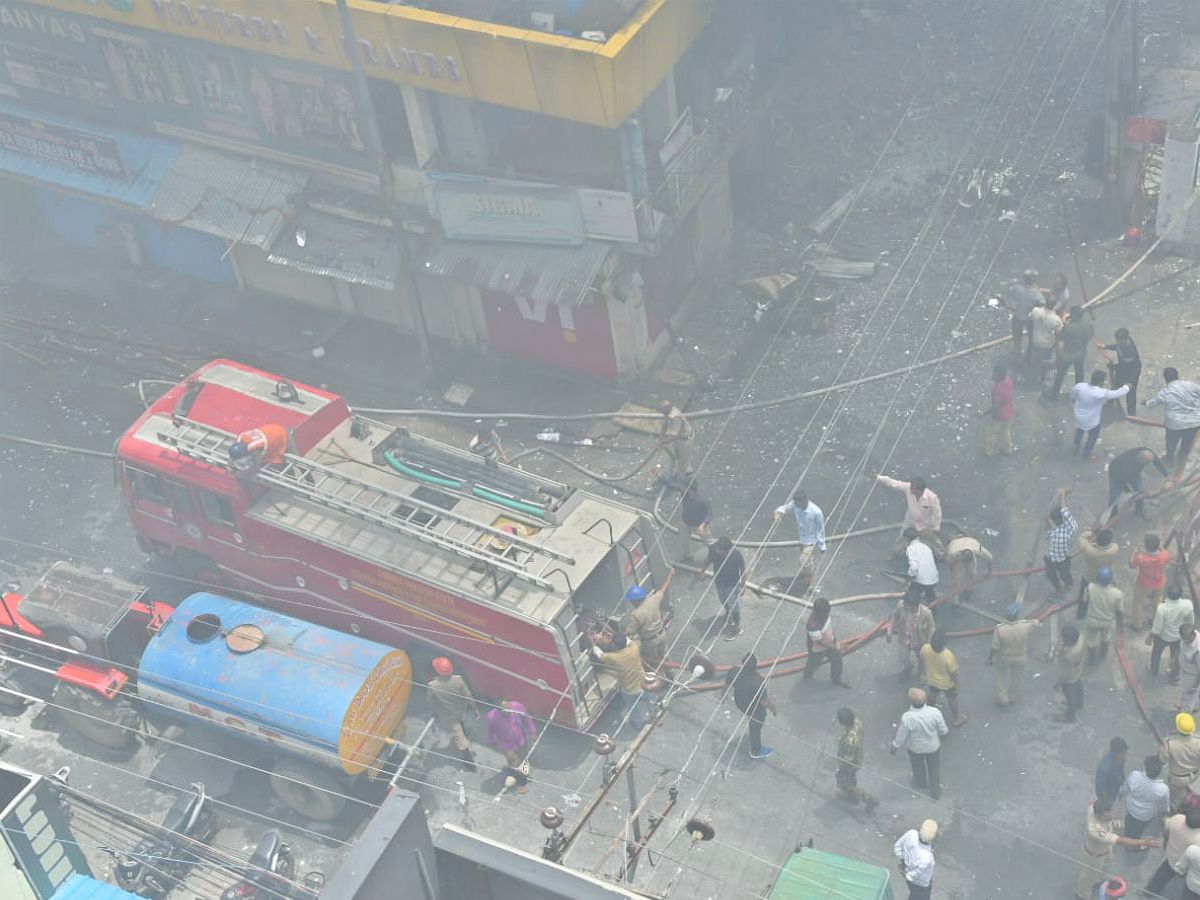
left=648, top=1, right=1131, bottom=882
left=660, top=0, right=1076, bottom=800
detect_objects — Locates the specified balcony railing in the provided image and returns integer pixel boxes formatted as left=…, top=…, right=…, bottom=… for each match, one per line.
left=638, top=74, right=756, bottom=245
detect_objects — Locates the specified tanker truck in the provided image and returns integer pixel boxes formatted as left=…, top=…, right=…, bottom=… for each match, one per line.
left=0, top=563, right=412, bottom=820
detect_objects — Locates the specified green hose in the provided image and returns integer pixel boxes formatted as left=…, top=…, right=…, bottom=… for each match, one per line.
left=383, top=451, right=461, bottom=489
left=471, top=486, right=546, bottom=519
left=384, top=450, right=547, bottom=518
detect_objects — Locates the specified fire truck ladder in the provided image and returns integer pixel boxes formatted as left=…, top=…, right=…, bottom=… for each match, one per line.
left=157, top=419, right=577, bottom=592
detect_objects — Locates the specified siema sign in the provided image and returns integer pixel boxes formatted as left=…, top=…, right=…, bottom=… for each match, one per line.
left=0, top=111, right=127, bottom=179
left=435, top=184, right=585, bottom=246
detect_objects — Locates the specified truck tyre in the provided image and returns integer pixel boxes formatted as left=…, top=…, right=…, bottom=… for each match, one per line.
left=269, top=758, right=346, bottom=821
left=55, top=683, right=139, bottom=750
left=174, top=550, right=226, bottom=589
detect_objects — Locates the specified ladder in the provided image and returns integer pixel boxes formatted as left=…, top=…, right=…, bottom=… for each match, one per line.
left=155, top=418, right=576, bottom=591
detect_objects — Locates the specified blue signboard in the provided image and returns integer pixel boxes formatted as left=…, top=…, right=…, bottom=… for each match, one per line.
left=0, top=111, right=126, bottom=179
left=435, top=183, right=585, bottom=246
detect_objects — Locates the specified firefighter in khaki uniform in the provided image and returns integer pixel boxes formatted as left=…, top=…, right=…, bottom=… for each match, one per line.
left=427, top=658, right=481, bottom=771
left=988, top=603, right=1040, bottom=706
left=1083, top=568, right=1125, bottom=665
left=1076, top=797, right=1159, bottom=899
left=622, top=568, right=675, bottom=663
left=1161, top=713, right=1200, bottom=809
left=591, top=629, right=656, bottom=731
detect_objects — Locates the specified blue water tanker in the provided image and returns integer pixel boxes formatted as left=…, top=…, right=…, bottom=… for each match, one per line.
left=136, top=593, right=412, bottom=820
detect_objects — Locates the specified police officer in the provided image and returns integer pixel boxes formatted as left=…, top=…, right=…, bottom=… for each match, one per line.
left=1161, top=713, right=1200, bottom=809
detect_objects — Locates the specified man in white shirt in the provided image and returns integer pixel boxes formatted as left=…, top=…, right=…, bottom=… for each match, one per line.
left=893, top=818, right=938, bottom=900
left=1149, top=585, right=1196, bottom=683
left=904, top=528, right=939, bottom=603
left=1179, top=623, right=1200, bottom=715
left=891, top=687, right=948, bottom=800
left=1029, top=298, right=1062, bottom=388
left=1069, top=370, right=1131, bottom=459
left=1181, top=841, right=1200, bottom=900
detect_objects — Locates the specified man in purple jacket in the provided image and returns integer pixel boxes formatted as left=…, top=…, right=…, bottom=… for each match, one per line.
left=486, top=697, right=538, bottom=793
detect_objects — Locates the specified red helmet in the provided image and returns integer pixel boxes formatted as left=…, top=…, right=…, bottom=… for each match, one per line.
left=432, top=657, right=453, bottom=676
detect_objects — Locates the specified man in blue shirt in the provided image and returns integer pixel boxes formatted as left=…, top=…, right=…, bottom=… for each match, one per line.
left=773, top=491, right=826, bottom=590
left=1095, top=736, right=1129, bottom=806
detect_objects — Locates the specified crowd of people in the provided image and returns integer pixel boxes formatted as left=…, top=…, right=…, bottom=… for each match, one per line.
left=423, top=270, right=1200, bottom=898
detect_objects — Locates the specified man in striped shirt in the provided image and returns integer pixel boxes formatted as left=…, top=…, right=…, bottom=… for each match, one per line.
left=1122, top=756, right=1171, bottom=839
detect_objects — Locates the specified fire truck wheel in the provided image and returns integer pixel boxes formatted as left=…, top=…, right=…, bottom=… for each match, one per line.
left=269, top=758, right=346, bottom=822
left=54, top=683, right=139, bottom=750
left=174, top=551, right=226, bottom=589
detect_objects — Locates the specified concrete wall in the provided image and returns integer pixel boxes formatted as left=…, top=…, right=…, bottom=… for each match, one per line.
left=34, top=190, right=235, bottom=285
left=321, top=791, right=645, bottom=900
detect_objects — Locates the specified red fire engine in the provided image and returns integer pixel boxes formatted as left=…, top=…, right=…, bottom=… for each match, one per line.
left=116, top=360, right=669, bottom=729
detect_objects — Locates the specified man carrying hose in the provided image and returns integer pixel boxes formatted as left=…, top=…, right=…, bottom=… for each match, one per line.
left=773, top=490, right=826, bottom=590
left=875, top=473, right=944, bottom=560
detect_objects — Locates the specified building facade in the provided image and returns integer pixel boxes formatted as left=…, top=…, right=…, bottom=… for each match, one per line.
left=0, top=0, right=758, bottom=381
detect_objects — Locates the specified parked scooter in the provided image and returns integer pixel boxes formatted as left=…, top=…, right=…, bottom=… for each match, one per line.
left=115, top=782, right=215, bottom=899
left=220, top=829, right=325, bottom=900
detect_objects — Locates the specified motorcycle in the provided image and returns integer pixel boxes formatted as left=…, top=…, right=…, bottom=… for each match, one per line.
left=221, top=829, right=325, bottom=900
left=115, top=781, right=215, bottom=899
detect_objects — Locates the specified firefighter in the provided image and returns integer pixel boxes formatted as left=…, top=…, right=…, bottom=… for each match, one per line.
left=229, top=424, right=289, bottom=468
left=427, top=657, right=481, bottom=771
left=622, top=568, right=675, bottom=664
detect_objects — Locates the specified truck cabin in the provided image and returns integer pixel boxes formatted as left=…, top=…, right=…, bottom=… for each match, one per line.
left=12, top=563, right=166, bottom=668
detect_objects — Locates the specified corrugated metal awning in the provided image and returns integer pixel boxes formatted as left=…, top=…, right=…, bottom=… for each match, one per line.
left=267, top=208, right=400, bottom=290
left=148, top=145, right=308, bottom=248
left=420, top=235, right=611, bottom=307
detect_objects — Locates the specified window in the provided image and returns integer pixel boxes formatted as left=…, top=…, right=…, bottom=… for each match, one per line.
left=127, top=467, right=166, bottom=504
left=164, top=481, right=195, bottom=517
left=198, top=490, right=235, bottom=528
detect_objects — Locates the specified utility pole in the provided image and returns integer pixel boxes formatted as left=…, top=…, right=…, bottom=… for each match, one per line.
left=335, top=0, right=435, bottom=383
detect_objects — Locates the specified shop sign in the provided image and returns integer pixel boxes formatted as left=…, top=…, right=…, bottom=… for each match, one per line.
left=577, top=187, right=638, bottom=243
left=145, top=0, right=462, bottom=82
left=0, top=3, right=88, bottom=41
left=0, top=111, right=126, bottom=178
left=435, top=184, right=584, bottom=246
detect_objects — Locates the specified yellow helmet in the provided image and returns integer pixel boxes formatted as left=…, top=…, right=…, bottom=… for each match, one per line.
left=1177, top=713, right=1196, bottom=735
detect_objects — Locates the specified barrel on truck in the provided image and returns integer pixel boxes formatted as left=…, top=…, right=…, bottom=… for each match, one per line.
left=137, top=593, right=413, bottom=820
left=2, top=564, right=412, bottom=821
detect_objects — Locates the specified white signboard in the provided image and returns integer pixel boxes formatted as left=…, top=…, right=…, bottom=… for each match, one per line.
left=577, top=188, right=639, bottom=243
